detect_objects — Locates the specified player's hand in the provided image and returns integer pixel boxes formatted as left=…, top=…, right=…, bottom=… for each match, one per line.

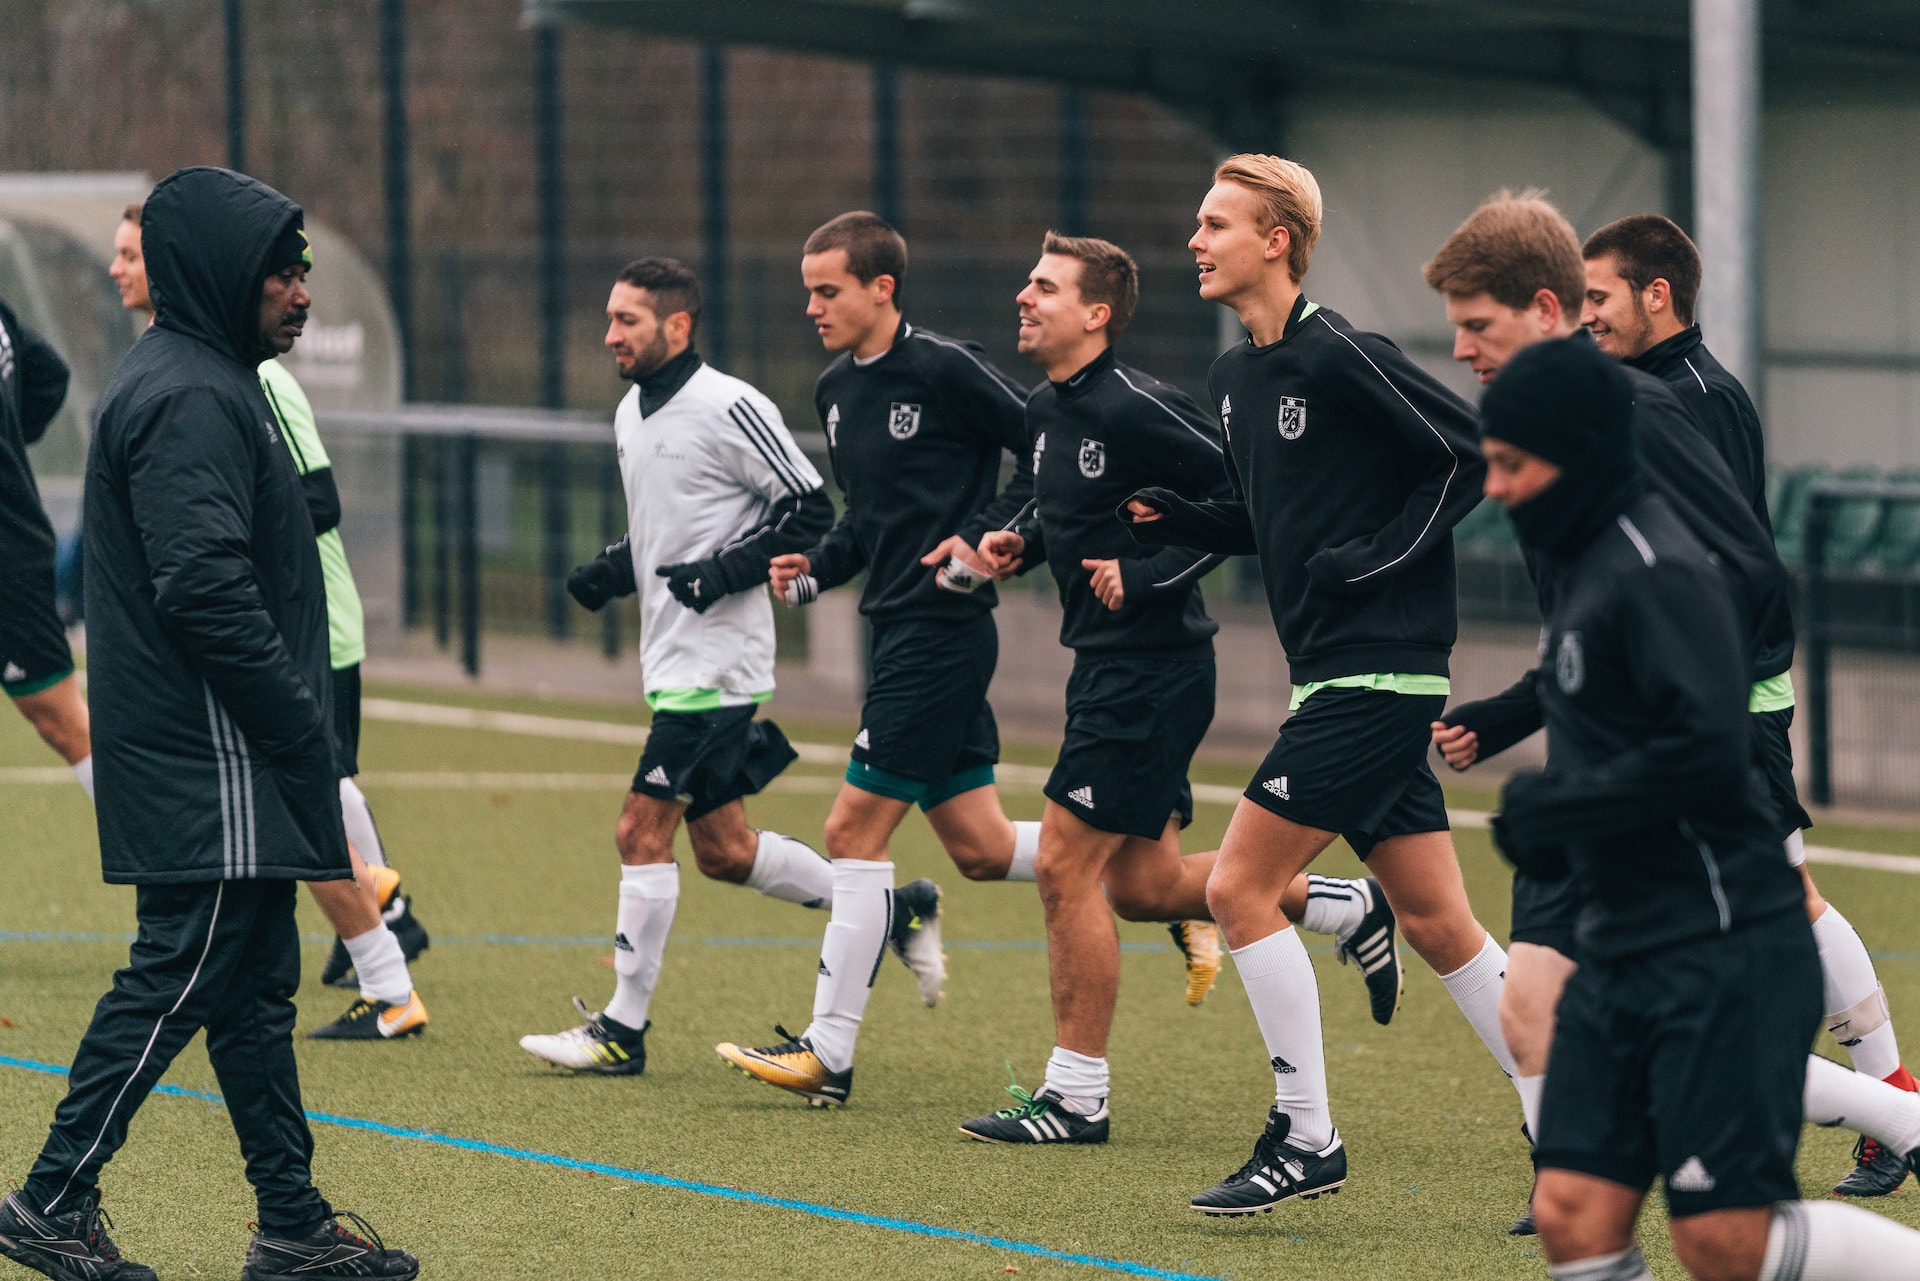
left=1124, top=497, right=1165, bottom=524
left=567, top=559, right=621, bottom=611
left=769, top=553, right=817, bottom=607
left=656, top=560, right=730, bottom=613
left=922, top=534, right=991, bottom=593
left=1430, top=721, right=1479, bottom=771
left=978, top=530, right=1026, bottom=580
left=1083, top=558, right=1125, bottom=610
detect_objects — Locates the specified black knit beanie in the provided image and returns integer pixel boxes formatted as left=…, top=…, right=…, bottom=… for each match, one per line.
left=263, top=220, right=312, bottom=278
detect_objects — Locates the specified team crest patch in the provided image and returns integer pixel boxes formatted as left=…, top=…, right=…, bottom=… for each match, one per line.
left=888, top=402, right=921, bottom=440
left=1556, top=631, right=1585, bottom=694
left=1278, top=396, right=1307, bottom=440
left=1078, top=438, right=1106, bottom=479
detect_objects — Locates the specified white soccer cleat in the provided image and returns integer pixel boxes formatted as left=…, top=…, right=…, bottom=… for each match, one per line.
left=888, top=878, right=947, bottom=1007
left=518, top=997, right=648, bottom=1075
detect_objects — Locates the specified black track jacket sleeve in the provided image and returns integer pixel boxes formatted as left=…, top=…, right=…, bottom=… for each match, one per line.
left=129, top=388, right=332, bottom=766
left=713, top=488, right=834, bottom=590
left=1124, top=444, right=1258, bottom=556
left=17, top=324, right=70, bottom=445
left=950, top=357, right=1036, bottom=547
left=805, top=505, right=868, bottom=593
left=1443, top=668, right=1545, bottom=764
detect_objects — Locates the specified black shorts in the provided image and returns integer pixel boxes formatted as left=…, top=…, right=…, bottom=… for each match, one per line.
left=1243, top=688, right=1450, bottom=860
left=632, top=705, right=797, bottom=821
left=1510, top=869, right=1582, bottom=958
left=1752, top=708, right=1813, bottom=840
left=330, top=663, right=362, bottom=778
left=851, top=612, right=999, bottom=785
left=0, top=569, right=74, bottom=698
left=1535, top=909, right=1821, bottom=1218
left=1045, top=648, right=1215, bottom=840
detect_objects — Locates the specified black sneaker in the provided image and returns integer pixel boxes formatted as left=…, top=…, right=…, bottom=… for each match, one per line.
left=1833, top=1135, right=1912, bottom=1197
left=1333, top=877, right=1402, bottom=1026
left=519, top=997, right=649, bottom=1075
left=308, top=992, right=429, bottom=1041
left=959, top=1072, right=1110, bottom=1145
left=0, top=1190, right=156, bottom=1281
left=241, top=1212, right=417, bottom=1280
left=1191, top=1108, right=1346, bottom=1216
left=1509, top=1209, right=1537, bottom=1236
left=888, top=878, right=946, bottom=1007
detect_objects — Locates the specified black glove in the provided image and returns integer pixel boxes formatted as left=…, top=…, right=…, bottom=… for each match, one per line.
left=567, top=539, right=636, bottom=611
left=1490, top=771, right=1572, bottom=881
left=656, top=558, right=731, bottom=613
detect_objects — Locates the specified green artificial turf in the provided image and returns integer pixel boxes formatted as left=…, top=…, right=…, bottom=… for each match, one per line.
left=1, top=680, right=1915, bottom=1280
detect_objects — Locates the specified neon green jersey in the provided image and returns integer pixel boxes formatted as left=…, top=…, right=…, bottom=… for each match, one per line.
left=259, top=359, right=365, bottom=670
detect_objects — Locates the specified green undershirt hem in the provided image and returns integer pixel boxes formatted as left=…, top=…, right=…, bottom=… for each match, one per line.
left=1749, top=672, right=1796, bottom=714
left=645, top=687, right=773, bottom=713
left=845, top=760, right=996, bottom=812
left=3, top=665, right=75, bottom=698
left=1290, top=672, right=1451, bottom=712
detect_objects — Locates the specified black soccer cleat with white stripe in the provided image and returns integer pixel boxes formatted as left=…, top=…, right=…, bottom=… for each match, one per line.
left=959, top=1080, right=1109, bottom=1145
left=0, top=1191, right=156, bottom=1281
left=1833, top=1135, right=1913, bottom=1197
left=241, top=1212, right=418, bottom=1280
left=1191, top=1108, right=1346, bottom=1216
left=1333, top=876, right=1403, bottom=1026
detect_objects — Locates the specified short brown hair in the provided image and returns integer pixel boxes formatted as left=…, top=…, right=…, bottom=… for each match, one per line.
left=1582, top=214, right=1703, bottom=327
left=1213, top=154, right=1322, bottom=282
left=1423, top=189, right=1585, bottom=315
left=1040, top=231, right=1139, bottom=338
left=122, top=202, right=143, bottom=224
left=803, top=211, right=907, bottom=294
left=617, top=256, right=702, bottom=335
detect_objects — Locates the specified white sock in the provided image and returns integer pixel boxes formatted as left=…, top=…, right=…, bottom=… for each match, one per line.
left=1439, top=933, right=1520, bottom=1081
left=604, top=863, right=679, bottom=1030
left=1759, top=1200, right=1920, bottom=1281
left=343, top=923, right=413, bottom=1006
left=1042, top=1046, right=1110, bottom=1115
left=803, top=859, right=894, bottom=1074
left=1005, top=820, right=1041, bottom=882
left=1812, top=904, right=1902, bottom=1079
left=745, top=830, right=833, bottom=908
left=339, top=776, right=387, bottom=868
left=1516, top=1074, right=1545, bottom=1141
left=1231, top=927, right=1332, bottom=1150
left=1804, top=1054, right=1920, bottom=1154
left=70, top=755, right=93, bottom=803
left=1548, top=1246, right=1653, bottom=1281
left=1297, top=874, right=1366, bottom=939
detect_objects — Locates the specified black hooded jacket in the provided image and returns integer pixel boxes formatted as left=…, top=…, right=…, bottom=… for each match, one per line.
left=0, top=299, right=71, bottom=589
left=84, top=166, right=348, bottom=885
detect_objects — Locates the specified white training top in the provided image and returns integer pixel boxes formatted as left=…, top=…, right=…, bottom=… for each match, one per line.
left=614, top=362, right=824, bottom=703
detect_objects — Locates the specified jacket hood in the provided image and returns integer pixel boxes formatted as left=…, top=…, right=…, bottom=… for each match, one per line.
left=144, top=166, right=303, bottom=367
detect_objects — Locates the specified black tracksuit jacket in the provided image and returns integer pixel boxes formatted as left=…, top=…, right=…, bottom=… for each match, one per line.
left=1498, top=490, right=1802, bottom=961
left=0, top=299, right=71, bottom=588
left=84, top=166, right=348, bottom=885
left=807, top=319, right=1033, bottom=621
left=1128, top=294, right=1485, bottom=684
left=1013, top=349, right=1228, bottom=654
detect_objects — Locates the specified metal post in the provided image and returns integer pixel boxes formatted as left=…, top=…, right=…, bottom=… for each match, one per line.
left=224, top=0, right=244, bottom=172
left=535, top=25, right=571, bottom=639
left=381, top=0, right=415, bottom=400
left=458, top=435, right=481, bottom=678
left=401, top=434, right=419, bottom=628
left=600, top=457, right=622, bottom=661
left=1806, top=493, right=1832, bottom=805
left=432, top=437, right=452, bottom=650
left=702, top=45, right=730, bottom=371
left=872, top=63, right=901, bottom=229
left=1060, top=87, right=1088, bottom=235
left=1692, top=0, right=1762, bottom=393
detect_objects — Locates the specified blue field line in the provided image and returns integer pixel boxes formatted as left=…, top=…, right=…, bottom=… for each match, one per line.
left=0, top=1054, right=1219, bottom=1281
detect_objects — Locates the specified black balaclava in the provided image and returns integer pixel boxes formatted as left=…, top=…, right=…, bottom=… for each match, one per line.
left=1479, top=336, right=1641, bottom=557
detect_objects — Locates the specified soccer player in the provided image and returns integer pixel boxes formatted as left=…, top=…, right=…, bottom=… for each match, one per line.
left=0, top=166, right=417, bottom=1281
left=715, top=212, right=1044, bottom=1107
left=1126, top=155, right=1522, bottom=1214
left=518, top=257, right=846, bottom=1076
left=0, top=297, right=93, bottom=801
left=1582, top=213, right=1919, bottom=1196
left=1481, top=336, right=1920, bottom=1281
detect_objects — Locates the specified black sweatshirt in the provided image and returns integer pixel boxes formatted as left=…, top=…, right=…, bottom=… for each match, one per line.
left=0, top=299, right=71, bottom=586
left=1128, top=294, right=1484, bottom=684
left=807, top=318, right=1033, bottom=621
left=1498, top=490, right=1801, bottom=960
left=1013, top=348, right=1228, bottom=654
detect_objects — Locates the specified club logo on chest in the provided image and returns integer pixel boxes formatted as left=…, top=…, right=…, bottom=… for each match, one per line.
left=1556, top=631, right=1585, bottom=694
left=888, top=402, right=921, bottom=440
left=1278, top=396, right=1307, bottom=440
left=1078, top=438, right=1106, bottom=479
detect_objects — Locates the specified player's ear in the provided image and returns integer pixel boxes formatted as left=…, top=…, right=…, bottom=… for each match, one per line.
left=1085, top=302, right=1111, bottom=335
left=871, top=274, right=897, bottom=306
left=1645, top=278, right=1671, bottom=316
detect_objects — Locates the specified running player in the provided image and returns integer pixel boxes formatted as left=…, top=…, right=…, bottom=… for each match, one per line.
left=1481, top=336, right=1920, bottom=1281
left=0, top=298, right=92, bottom=801
left=1582, top=213, right=1919, bottom=1196
left=1126, top=156, right=1523, bottom=1215
left=715, top=212, right=1044, bottom=1107
left=519, top=257, right=850, bottom=1076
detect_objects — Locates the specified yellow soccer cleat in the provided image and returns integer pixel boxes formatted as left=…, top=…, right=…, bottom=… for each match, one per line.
left=716, top=1025, right=853, bottom=1107
left=1169, top=920, right=1222, bottom=1006
left=308, top=990, right=429, bottom=1041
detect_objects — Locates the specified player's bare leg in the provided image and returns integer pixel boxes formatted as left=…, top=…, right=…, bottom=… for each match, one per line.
left=923, top=782, right=1024, bottom=881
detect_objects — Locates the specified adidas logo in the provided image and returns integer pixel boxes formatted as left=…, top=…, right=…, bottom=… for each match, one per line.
left=1271, top=1055, right=1297, bottom=1075
left=1067, top=785, right=1094, bottom=809
left=2, top=662, right=24, bottom=683
left=854, top=728, right=870, bottom=750
left=644, top=765, right=671, bottom=788
left=1669, top=1156, right=1716, bottom=1193
left=1263, top=776, right=1291, bottom=800
left=818, top=959, right=832, bottom=977
left=614, top=932, right=634, bottom=953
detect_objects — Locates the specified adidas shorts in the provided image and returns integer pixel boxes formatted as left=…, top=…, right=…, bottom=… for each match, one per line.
left=631, top=706, right=797, bottom=821
left=851, top=612, right=999, bottom=785
left=1243, top=687, right=1449, bottom=860
left=330, top=663, right=362, bottom=779
left=1509, top=869, right=1582, bottom=959
left=1752, top=708, right=1813, bottom=847
left=1535, top=908, right=1820, bottom=1219
left=0, top=568, right=74, bottom=699
left=1045, top=647, right=1214, bottom=840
